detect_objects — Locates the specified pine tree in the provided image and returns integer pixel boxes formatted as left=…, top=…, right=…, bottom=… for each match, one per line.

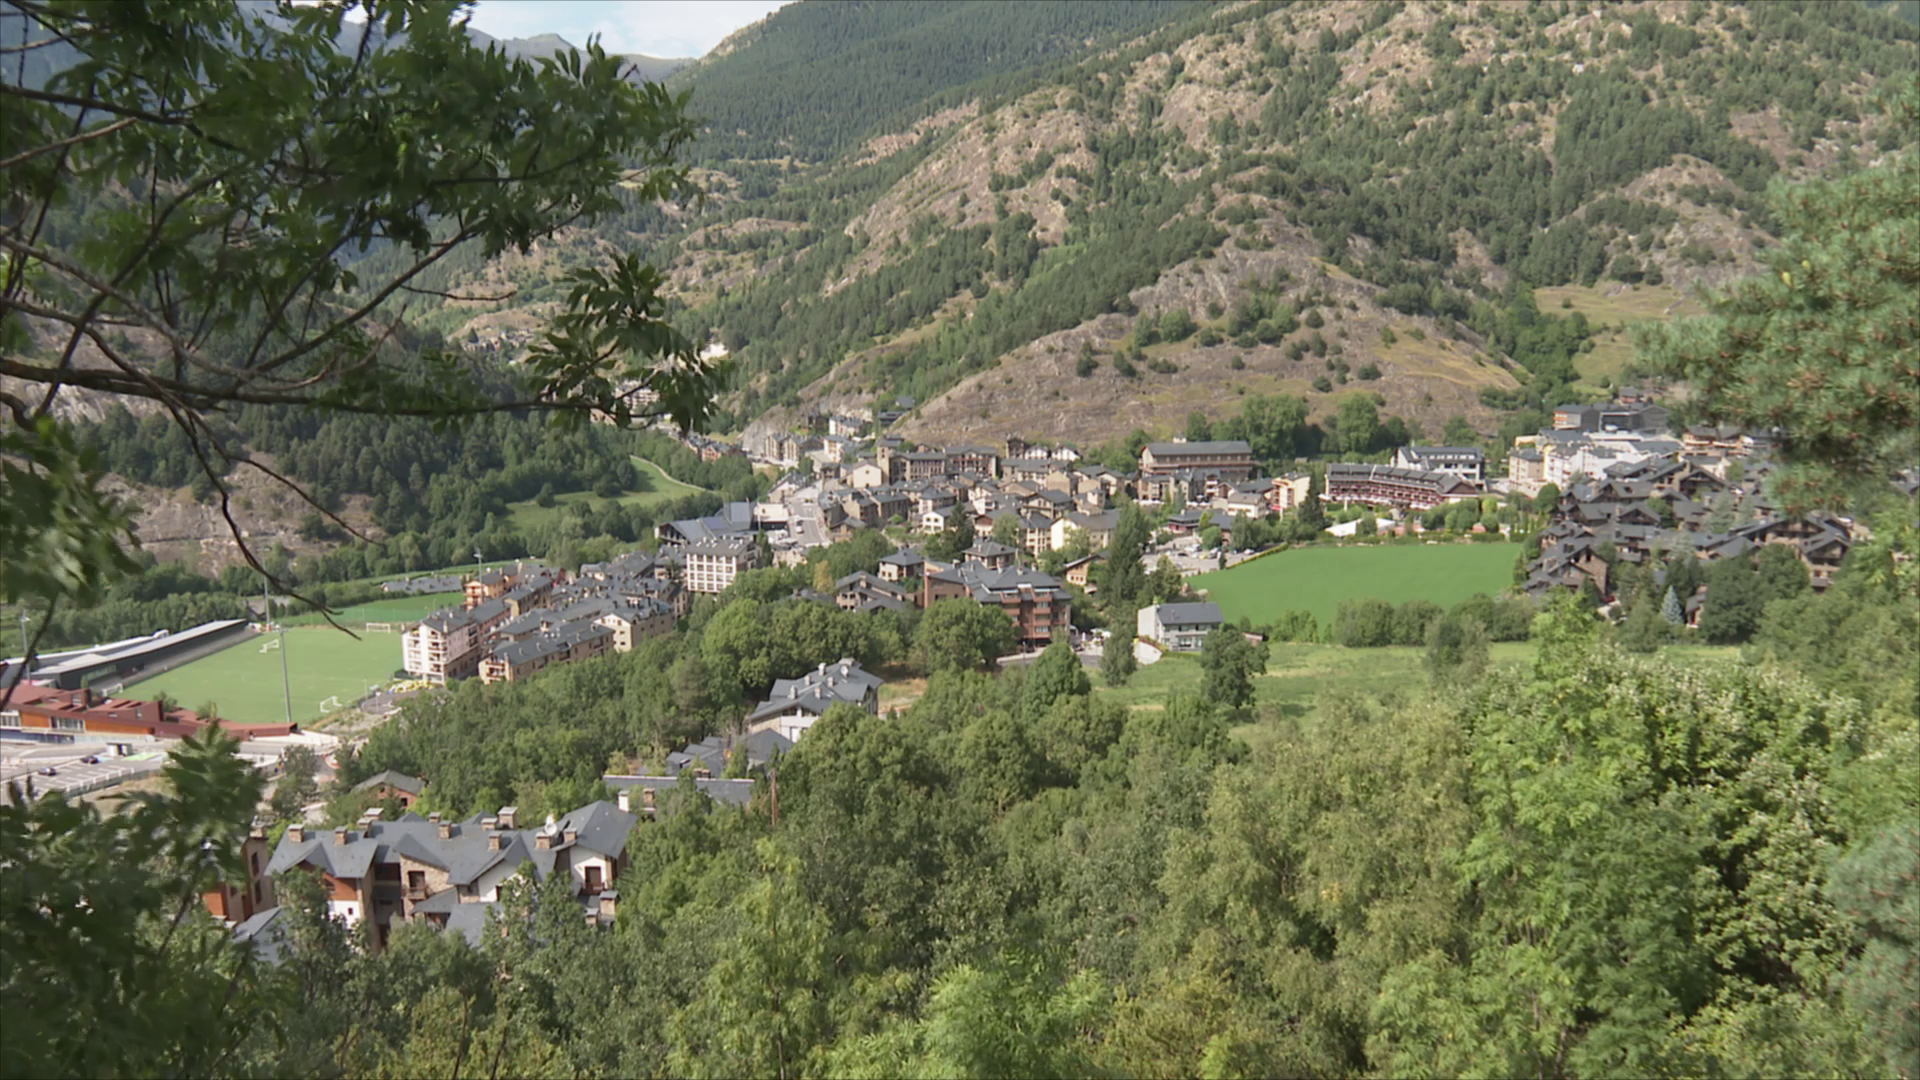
left=1640, top=81, right=1918, bottom=510
left=1661, top=585, right=1684, bottom=627
left=1100, top=609, right=1138, bottom=688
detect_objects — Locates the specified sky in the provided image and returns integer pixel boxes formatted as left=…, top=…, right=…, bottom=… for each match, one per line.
left=463, top=0, right=793, bottom=59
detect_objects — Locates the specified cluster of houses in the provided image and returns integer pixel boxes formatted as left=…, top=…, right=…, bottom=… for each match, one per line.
left=1504, top=399, right=1751, bottom=497
left=215, top=791, right=642, bottom=958
left=748, top=434, right=1325, bottom=565
left=1520, top=460, right=1857, bottom=605
left=401, top=557, right=683, bottom=685
left=214, top=654, right=895, bottom=958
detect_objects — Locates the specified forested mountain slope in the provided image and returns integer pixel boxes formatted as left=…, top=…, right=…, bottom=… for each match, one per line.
left=485, top=0, right=1912, bottom=446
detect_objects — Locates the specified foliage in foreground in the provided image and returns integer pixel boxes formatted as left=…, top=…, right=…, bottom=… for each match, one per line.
left=5, top=587, right=1915, bottom=1079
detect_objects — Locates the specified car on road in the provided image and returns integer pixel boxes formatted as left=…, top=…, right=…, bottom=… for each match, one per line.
left=36, top=766, right=57, bottom=777
left=79, top=755, right=101, bottom=765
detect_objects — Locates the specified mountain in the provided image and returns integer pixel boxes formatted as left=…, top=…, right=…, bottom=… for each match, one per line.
left=663, top=0, right=1210, bottom=164
left=18, top=0, right=1915, bottom=452
left=596, top=0, right=1911, bottom=448
left=466, top=28, right=691, bottom=82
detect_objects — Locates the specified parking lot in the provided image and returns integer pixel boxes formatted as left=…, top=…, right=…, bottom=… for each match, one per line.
left=0, top=742, right=167, bottom=800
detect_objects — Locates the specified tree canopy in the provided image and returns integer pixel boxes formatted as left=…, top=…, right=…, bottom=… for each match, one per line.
left=1, top=0, right=723, bottom=665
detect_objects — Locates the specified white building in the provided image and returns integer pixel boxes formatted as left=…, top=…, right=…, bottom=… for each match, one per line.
left=1392, top=446, right=1486, bottom=484
left=1137, top=602, right=1226, bottom=652
left=683, top=535, right=760, bottom=594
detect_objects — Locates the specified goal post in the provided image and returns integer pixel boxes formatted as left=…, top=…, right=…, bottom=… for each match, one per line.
left=364, top=621, right=399, bottom=633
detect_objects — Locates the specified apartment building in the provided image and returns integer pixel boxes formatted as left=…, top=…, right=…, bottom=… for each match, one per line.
left=1138, top=440, right=1256, bottom=479
left=401, top=598, right=507, bottom=683
left=1323, top=463, right=1481, bottom=511
left=683, top=534, right=761, bottom=594
left=1392, top=446, right=1486, bottom=484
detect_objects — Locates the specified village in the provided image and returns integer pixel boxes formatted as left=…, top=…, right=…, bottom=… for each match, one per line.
left=2, top=383, right=1889, bottom=964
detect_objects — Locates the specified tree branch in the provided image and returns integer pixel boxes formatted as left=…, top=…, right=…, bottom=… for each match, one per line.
left=0, top=115, right=136, bottom=172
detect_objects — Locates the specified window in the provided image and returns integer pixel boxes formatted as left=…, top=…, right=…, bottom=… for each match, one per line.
left=0, top=711, right=18, bottom=729
left=53, top=716, right=84, bottom=732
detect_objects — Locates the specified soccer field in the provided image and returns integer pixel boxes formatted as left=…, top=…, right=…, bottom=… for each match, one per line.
left=129, top=626, right=403, bottom=725
left=1190, top=542, right=1520, bottom=627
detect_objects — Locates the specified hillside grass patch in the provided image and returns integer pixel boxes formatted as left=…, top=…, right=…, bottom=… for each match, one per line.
left=1534, top=283, right=1704, bottom=395
left=505, top=455, right=707, bottom=532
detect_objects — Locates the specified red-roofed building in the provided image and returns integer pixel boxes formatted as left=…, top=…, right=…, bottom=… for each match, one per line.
left=1, top=685, right=295, bottom=740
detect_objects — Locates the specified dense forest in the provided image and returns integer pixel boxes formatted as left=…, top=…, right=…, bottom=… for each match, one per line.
left=664, top=0, right=1209, bottom=165
left=16, top=503, right=1911, bottom=1078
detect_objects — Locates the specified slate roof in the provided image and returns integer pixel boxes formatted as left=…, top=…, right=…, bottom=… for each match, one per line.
left=1144, top=440, right=1253, bottom=457
left=353, top=770, right=425, bottom=796
left=265, top=800, right=636, bottom=888
left=603, top=773, right=758, bottom=808
left=1154, top=602, right=1225, bottom=627
left=747, top=659, right=884, bottom=724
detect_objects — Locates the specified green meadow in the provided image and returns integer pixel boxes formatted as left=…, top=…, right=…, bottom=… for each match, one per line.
left=1190, top=542, right=1521, bottom=627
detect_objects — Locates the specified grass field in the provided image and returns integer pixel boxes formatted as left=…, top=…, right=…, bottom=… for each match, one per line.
left=1533, top=283, right=1703, bottom=396
left=1189, top=543, right=1521, bottom=627
left=1096, top=641, right=1743, bottom=732
left=129, top=626, right=402, bottom=725
left=287, top=591, right=466, bottom=627
left=505, top=456, right=707, bottom=532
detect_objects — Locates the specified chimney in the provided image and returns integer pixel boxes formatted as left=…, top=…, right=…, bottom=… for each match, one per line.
left=563, top=828, right=578, bottom=847
left=616, top=789, right=630, bottom=813
left=480, top=815, right=498, bottom=830
left=428, top=812, right=441, bottom=823
left=597, top=889, right=618, bottom=922
left=535, top=831, right=552, bottom=851
left=642, top=788, right=656, bottom=810
left=437, top=820, right=454, bottom=840
left=497, top=806, right=517, bottom=829
left=333, top=827, right=349, bottom=846
left=286, top=823, right=304, bottom=843
left=693, top=767, right=712, bottom=780
left=488, top=832, right=506, bottom=851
